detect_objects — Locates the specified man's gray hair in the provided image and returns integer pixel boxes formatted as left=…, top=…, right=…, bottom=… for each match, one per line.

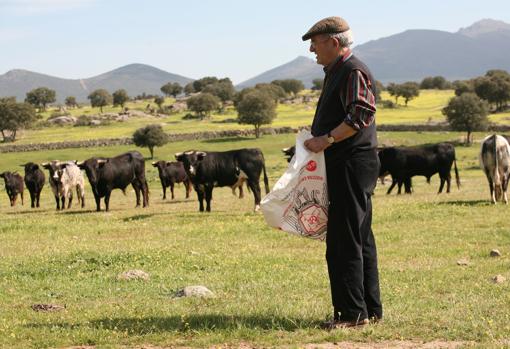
left=328, top=29, right=354, bottom=48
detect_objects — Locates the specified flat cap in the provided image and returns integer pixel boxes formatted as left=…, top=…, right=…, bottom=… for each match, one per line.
left=302, top=16, right=350, bottom=41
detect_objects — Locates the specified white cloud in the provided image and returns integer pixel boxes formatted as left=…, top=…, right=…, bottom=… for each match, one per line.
left=0, top=0, right=96, bottom=14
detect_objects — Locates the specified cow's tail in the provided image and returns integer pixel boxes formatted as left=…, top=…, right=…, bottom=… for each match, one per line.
left=453, top=151, right=460, bottom=189
left=262, top=157, right=269, bottom=195
left=493, top=135, right=501, bottom=187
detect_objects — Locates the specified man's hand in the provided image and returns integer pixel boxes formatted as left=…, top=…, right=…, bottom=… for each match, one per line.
left=304, top=135, right=330, bottom=153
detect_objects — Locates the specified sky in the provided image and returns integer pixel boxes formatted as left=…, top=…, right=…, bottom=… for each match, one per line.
left=1, top=0, right=510, bottom=84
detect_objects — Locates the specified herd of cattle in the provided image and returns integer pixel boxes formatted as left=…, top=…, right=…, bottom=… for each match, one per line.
left=1, top=134, right=509, bottom=211
left=0, top=148, right=269, bottom=212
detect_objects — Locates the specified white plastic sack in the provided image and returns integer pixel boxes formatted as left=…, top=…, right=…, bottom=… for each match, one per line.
left=261, top=130, right=328, bottom=240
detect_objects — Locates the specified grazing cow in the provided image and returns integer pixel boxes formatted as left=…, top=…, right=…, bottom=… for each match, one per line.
left=0, top=171, right=24, bottom=206
left=480, top=135, right=510, bottom=204
left=175, top=148, right=269, bottom=212
left=42, top=160, right=85, bottom=210
left=151, top=161, right=192, bottom=199
left=282, top=146, right=295, bottom=163
left=21, top=162, right=45, bottom=208
left=378, top=143, right=460, bottom=194
left=78, top=151, right=149, bottom=211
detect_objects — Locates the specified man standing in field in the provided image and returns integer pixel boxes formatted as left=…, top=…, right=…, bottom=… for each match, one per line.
left=302, top=16, right=382, bottom=329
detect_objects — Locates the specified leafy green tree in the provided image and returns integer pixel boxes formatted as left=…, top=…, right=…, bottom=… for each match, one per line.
left=25, top=87, right=56, bottom=112
left=442, top=93, right=489, bottom=145
left=64, top=96, right=78, bottom=108
left=400, top=82, right=420, bottom=106
left=386, top=83, right=400, bottom=104
left=186, top=93, right=220, bottom=119
left=453, top=80, right=474, bottom=96
left=312, top=78, right=324, bottom=91
left=132, top=124, right=168, bottom=159
left=420, top=76, right=450, bottom=90
left=192, top=76, right=219, bottom=92
left=184, top=82, right=195, bottom=96
left=236, top=90, right=277, bottom=138
left=474, top=70, right=510, bottom=111
left=154, top=96, right=165, bottom=111
left=88, top=89, right=112, bottom=113
left=271, top=79, right=305, bottom=95
left=160, top=82, right=183, bottom=97
left=112, top=89, right=129, bottom=108
left=0, top=98, right=38, bottom=142
left=202, top=79, right=236, bottom=103
left=374, top=80, right=384, bottom=101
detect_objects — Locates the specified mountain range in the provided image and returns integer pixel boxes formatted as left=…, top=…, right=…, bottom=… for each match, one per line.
left=0, top=64, right=193, bottom=103
left=239, top=19, right=510, bottom=87
left=1, top=19, right=510, bottom=101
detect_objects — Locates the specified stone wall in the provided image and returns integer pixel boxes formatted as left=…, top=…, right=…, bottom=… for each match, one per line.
left=2, top=124, right=510, bottom=153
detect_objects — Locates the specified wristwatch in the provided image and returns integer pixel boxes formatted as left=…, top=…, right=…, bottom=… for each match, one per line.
left=326, top=131, right=335, bottom=144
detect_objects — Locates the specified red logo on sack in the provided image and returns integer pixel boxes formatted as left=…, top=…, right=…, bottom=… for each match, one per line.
left=306, top=160, right=317, bottom=171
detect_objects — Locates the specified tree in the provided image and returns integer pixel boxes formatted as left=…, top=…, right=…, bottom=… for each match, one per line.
left=386, top=83, right=400, bottom=104
left=0, top=98, right=38, bottom=142
left=132, top=124, right=168, bottom=159
left=374, top=80, right=384, bottom=102
left=453, top=80, right=474, bottom=96
left=236, top=90, right=277, bottom=138
left=271, top=79, right=305, bottom=95
left=311, top=78, right=324, bottom=91
left=420, top=76, right=450, bottom=90
left=112, top=89, right=129, bottom=108
left=193, top=76, right=219, bottom=92
left=154, top=96, right=165, bottom=111
left=160, top=82, right=183, bottom=98
left=88, top=89, right=112, bottom=113
left=474, top=71, right=510, bottom=111
left=202, top=79, right=236, bottom=103
left=186, top=93, right=220, bottom=119
left=400, top=82, right=420, bottom=106
left=442, top=93, right=489, bottom=145
left=25, top=87, right=56, bottom=112
left=65, top=96, right=78, bottom=108
left=184, top=82, right=195, bottom=96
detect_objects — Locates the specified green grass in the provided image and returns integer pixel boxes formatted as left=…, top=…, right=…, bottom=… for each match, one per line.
left=0, top=132, right=509, bottom=348
left=6, top=89, right=509, bottom=146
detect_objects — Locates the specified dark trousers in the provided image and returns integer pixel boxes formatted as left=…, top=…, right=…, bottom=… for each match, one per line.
left=325, top=148, right=382, bottom=321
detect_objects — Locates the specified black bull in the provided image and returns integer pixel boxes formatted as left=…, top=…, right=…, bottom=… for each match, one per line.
left=378, top=143, right=460, bottom=194
left=175, top=149, right=269, bottom=212
left=78, top=151, right=149, bottom=211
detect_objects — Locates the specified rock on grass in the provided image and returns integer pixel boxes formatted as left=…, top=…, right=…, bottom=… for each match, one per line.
left=490, top=249, right=502, bottom=257
left=117, top=269, right=150, bottom=281
left=175, top=285, right=214, bottom=298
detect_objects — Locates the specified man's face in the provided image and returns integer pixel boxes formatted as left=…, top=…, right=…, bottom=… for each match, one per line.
left=309, top=34, right=337, bottom=66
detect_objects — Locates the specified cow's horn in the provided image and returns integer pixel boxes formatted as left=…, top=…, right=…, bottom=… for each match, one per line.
left=76, top=161, right=84, bottom=166
left=97, top=159, right=108, bottom=164
left=151, top=161, right=157, bottom=165
left=41, top=162, right=49, bottom=167
left=175, top=152, right=183, bottom=158
left=197, top=151, right=207, bottom=156
left=184, top=150, right=195, bottom=155
left=282, top=147, right=290, bottom=152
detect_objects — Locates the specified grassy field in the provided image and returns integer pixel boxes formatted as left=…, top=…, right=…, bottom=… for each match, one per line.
left=5, top=89, right=510, bottom=146
left=0, top=131, right=509, bottom=348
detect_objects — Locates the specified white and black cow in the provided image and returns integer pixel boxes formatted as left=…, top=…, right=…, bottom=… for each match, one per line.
left=175, top=148, right=269, bottom=212
left=480, top=134, right=510, bottom=204
left=0, top=171, right=24, bottom=206
left=21, top=162, right=45, bottom=208
left=42, top=160, right=85, bottom=210
left=151, top=160, right=192, bottom=200
left=78, top=151, right=149, bottom=211
left=378, top=143, right=460, bottom=194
